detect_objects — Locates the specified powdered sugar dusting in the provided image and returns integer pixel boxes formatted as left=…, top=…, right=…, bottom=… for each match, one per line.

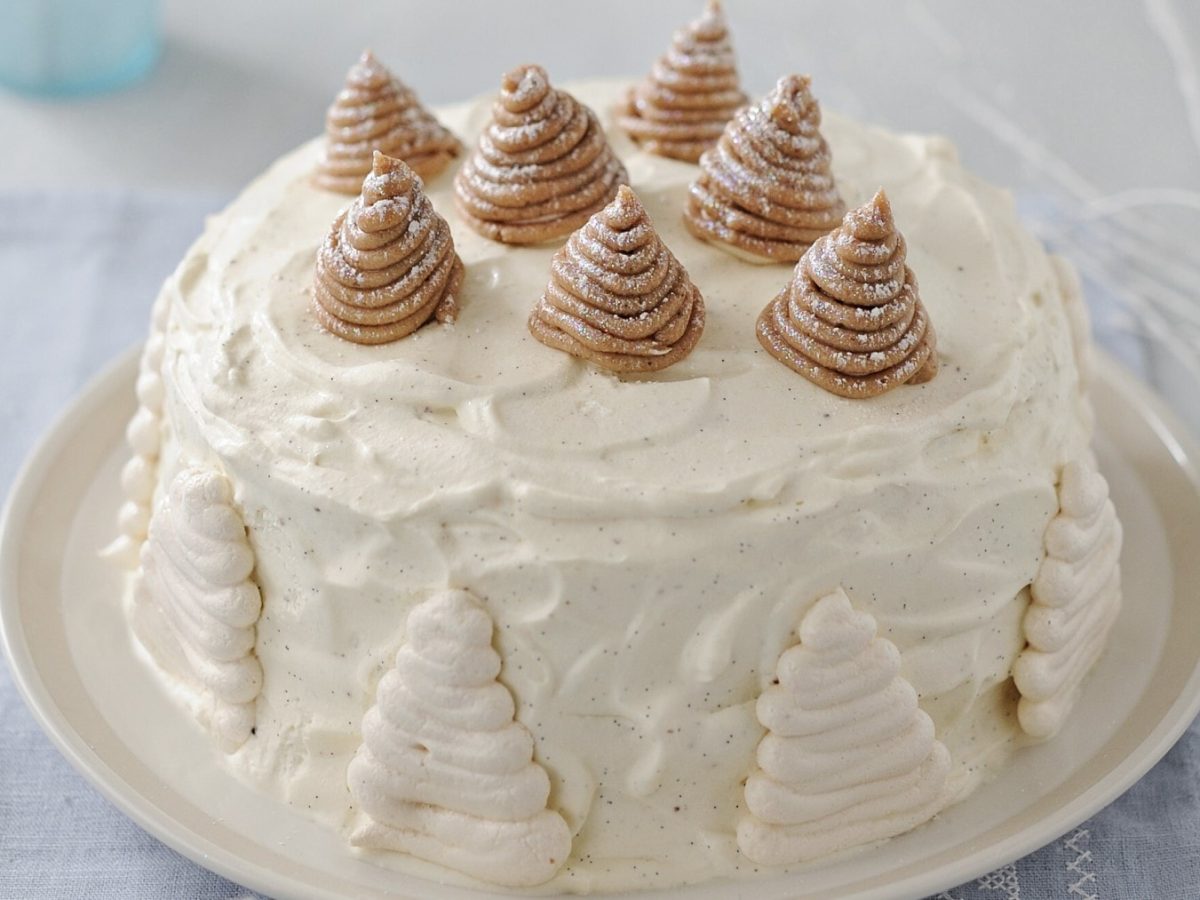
left=314, top=50, right=461, bottom=194
left=529, top=186, right=705, bottom=372
left=755, top=190, right=939, bottom=397
left=685, top=75, right=846, bottom=261
left=453, top=65, right=628, bottom=244
left=619, top=1, right=748, bottom=162
left=313, top=152, right=462, bottom=343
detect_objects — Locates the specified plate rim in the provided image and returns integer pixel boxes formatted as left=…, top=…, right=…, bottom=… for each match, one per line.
left=3, top=346, right=1200, bottom=900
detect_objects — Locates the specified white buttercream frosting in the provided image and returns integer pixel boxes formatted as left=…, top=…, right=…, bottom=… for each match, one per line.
left=348, top=589, right=571, bottom=886
left=129, top=80, right=1107, bottom=889
left=133, top=467, right=263, bottom=751
left=1014, top=461, right=1122, bottom=739
left=738, top=589, right=951, bottom=865
left=106, top=292, right=170, bottom=566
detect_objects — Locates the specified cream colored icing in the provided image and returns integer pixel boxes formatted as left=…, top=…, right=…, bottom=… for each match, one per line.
left=347, top=588, right=571, bottom=886
left=132, top=467, right=263, bottom=752
left=132, top=79, right=1102, bottom=889
left=738, top=588, right=951, bottom=865
left=1014, top=461, right=1122, bottom=739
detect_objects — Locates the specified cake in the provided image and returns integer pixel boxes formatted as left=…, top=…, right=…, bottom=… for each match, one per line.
left=108, top=52, right=1120, bottom=892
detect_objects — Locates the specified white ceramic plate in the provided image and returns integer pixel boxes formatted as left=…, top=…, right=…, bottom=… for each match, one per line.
left=3, top=348, right=1200, bottom=900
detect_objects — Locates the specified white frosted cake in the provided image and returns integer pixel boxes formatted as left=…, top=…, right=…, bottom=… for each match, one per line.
left=109, top=50, right=1123, bottom=893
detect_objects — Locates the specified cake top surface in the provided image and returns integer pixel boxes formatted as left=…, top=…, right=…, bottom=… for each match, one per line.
left=164, top=78, right=1085, bottom=522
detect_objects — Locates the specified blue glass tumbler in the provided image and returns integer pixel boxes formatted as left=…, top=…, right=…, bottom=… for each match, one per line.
left=0, top=0, right=160, bottom=96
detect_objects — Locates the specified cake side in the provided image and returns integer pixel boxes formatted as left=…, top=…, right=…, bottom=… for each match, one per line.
left=136, top=79, right=1095, bottom=891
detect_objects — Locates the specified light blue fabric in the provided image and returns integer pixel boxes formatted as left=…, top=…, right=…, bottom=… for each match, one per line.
left=1, top=192, right=1197, bottom=899
left=0, top=0, right=160, bottom=96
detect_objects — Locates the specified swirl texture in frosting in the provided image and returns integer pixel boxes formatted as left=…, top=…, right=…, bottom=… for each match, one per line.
left=135, top=467, right=263, bottom=752
left=1014, top=460, right=1123, bottom=739
left=756, top=189, right=939, bottom=398
left=685, top=74, right=845, bottom=262
left=314, top=51, right=461, bottom=194
left=528, top=185, right=705, bottom=372
left=140, top=78, right=1102, bottom=889
left=107, top=293, right=169, bottom=567
left=347, top=589, right=572, bottom=887
left=738, top=588, right=951, bottom=865
left=313, top=152, right=463, bottom=345
left=619, top=1, right=747, bottom=163
left=453, top=65, right=629, bottom=244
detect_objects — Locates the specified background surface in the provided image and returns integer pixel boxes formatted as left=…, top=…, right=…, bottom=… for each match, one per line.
left=2, top=1, right=1199, bottom=897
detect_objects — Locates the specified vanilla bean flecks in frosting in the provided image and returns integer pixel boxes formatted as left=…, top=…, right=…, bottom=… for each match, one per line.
left=685, top=74, right=845, bottom=262
left=1014, top=461, right=1122, bottom=739
left=134, top=467, right=263, bottom=752
left=756, top=189, right=938, bottom=399
left=313, top=152, right=463, bottom=345
left=528, top=185, right=705, bottom=373
left=314, top=51, right=461, bottom=194
left=348, top=589, right=572, bottom=887
left=145, top=78, right=1102, bottom=891
left=453, top=65, right=629, bottom=245
left=738, top=588, right=952, bottom=865
left=619, top=1, right=747, bottom=163
left=106, top=293, right=169, bottom=567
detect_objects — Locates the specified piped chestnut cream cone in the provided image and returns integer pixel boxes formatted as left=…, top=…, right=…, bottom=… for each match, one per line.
left=620, top=1, right=748, bottom=163
left=756, top=189, right=938, bottom=398
left=454, top=64, right=629, bottom=245
left=313, top=152, right=463, bottom=345
left=528, top=185, right=706, bottom=373
left=686, top=75, right=845, bottom=262
left=314, top=51, right=461, bottom=194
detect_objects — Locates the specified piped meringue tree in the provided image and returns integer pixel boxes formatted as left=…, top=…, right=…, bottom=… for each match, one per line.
left=1014, top=461, right=1123, bottom=739
left=106, top=293, right=169, bottom=567
left=738, top=588, right=952, bottom=866
left=348, top=589, right=572, bottom=887
left=314, top=51, right=461, bottom=194
left=756, top=189, right=938, bottom=398
left=528, top=185, right=706, bottom=373
left=454, top=64, right=629, bottom=244
left=685, top=75, right=845, bottom=262
left=313, top=152, right=464, bottom=345
left=619, top=0, right=748, bottom=163
left=133, top=468, right=263, bottom=752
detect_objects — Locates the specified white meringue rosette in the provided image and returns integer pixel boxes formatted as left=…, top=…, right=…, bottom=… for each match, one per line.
left=105, top=293, right=170, bottom=567
left=347, top=588, right=572, bottom=887
left=738, top=588, right=952, bottom=865
left=1014, top=460, right=1123, bottom=739
left=132, top=466, right=263, bottom=752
